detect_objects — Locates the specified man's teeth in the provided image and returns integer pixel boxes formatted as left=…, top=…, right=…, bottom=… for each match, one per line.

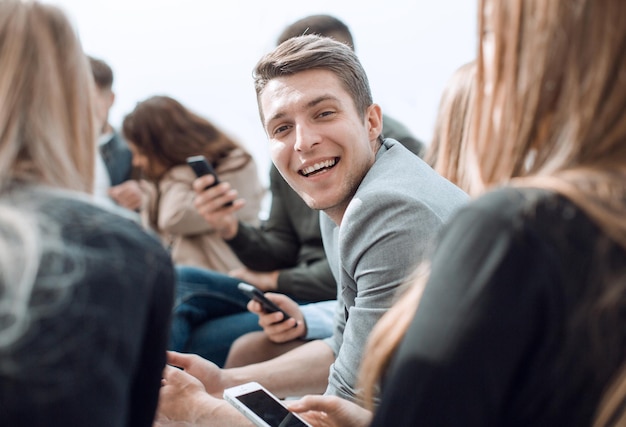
left=302, top=159, right=336, bottom=176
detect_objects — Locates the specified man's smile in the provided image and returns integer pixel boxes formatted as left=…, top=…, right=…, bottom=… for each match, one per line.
left=299, top=157, right=339, bottom=177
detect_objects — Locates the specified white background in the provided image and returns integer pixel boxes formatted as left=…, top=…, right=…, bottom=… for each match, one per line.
left=48, top=0, right=477, bottom=186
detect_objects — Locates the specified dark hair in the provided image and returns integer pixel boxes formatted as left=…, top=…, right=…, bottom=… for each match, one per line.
left=87, top=56, right=113, bottom=90
left=122, top=96, right=250, bottom=180
left=253, top=34, right=372, bottom=123
left=276, top=14, right=354, bottom=50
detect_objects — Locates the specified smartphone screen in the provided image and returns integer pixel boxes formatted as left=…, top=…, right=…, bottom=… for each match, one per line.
left=235, top=389, right=308, bottom=427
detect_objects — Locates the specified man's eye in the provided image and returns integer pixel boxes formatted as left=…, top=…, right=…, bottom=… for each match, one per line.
left=274, top=125, right=290, bottom=135
left=318, top=111, right=334, bottom=118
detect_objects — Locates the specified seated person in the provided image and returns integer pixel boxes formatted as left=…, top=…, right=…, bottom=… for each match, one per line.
left=170, top=164, right=336, bottom=366
left=88, top=55, right=143, bottom=213
left=0, top=3, right=175, bottom=426
left=155, top=34, right=468, bottom=426
left=122, top=95, right=265, bottom=273
left=224, top=60, right=477, bottom=368
left=169, top=13, right=428, bottom=366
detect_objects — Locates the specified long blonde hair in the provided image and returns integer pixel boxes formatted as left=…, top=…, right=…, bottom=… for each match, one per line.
left=359, top=0, right=626, bottom=411
left=470, top=0, right=626, bottom=246
left=424, top=61, right=476, bottom=193
left=0, top=0, right=96, bottom=193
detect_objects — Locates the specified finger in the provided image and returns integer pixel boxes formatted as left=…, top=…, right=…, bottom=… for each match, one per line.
left=287, top=395, right=338, bottom=413
left=166, top=351, right=189, bottom=369
left=247, top=300, right=264, bottom=314
left=258, top=312, right=292, bottom=328
left=192, top=175, right=217, bottom=192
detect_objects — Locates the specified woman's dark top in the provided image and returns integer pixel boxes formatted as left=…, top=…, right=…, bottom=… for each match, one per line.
left=373, top=187, right=626, bottom=426
left=0, top=187, right=175, bottom=427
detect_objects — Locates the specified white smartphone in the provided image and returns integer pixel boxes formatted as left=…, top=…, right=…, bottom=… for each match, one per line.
left=223, top=381, right=311, bottom=427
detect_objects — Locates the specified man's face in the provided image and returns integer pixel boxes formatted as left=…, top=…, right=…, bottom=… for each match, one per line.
left=93, top=86, right=115, bottom=134
left=260, top=68, right=382, bottom=224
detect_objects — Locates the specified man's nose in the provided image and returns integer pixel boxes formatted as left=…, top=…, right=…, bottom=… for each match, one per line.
left=294, top=123, right=321, bottom=152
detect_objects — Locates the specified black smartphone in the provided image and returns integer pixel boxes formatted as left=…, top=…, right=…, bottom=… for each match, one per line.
left=237, top=283, right=291, bottom=322
left=186, top=155, right=233, bottom=206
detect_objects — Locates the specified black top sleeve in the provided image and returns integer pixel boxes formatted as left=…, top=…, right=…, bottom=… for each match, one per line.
left=227, top=165, right=336, bottom=301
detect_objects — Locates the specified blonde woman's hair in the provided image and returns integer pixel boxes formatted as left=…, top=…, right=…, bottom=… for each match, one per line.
left=358, top=0, right=626, bottom=410
left=424, top=61, right=476, bottom=193
left=469, top=0, right=626, bottom=246
left=593, top=363, right=626, bottom=427
left=0, top=0, right=96, bottom=193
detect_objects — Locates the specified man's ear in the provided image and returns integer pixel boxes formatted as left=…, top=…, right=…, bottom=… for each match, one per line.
left=108, top=91, right=116, bottom=109
left=366, top=103, right=383, bottom=141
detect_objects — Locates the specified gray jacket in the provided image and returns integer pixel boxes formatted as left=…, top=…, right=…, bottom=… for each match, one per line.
left=321, top=138, right=469, bottom=402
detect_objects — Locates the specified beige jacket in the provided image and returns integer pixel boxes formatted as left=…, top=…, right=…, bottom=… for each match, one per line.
left=141, top=149, right=265, bottom=273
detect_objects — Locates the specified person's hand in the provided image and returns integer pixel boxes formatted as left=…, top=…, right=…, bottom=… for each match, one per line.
left=248, top=293, right=306, bottom=343
left=286, top=395, right=373, bottom=427
left=155, top=364, right=216, bottom=425
left=166, top=351, right=227, bottom=397
left=108, top=179, right=143, bottom=211
left=229, top=268, right=279, bottom=292
left=192, top=175, right=243, bottom=239
left=155, top=364, right=251, bottom=427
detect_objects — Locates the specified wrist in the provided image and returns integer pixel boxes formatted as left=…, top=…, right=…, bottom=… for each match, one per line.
left=221, top=220, right=239, bottom=240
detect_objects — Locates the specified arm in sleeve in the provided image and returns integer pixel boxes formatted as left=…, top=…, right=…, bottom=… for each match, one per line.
left=325, top=193, right=444, bottom=402
left=128, top=240, right=176, bottom=427
left=301, top=300, right=337, bottom=340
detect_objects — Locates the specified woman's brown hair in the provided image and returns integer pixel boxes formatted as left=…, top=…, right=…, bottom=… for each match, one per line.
left=122, top=96, right=251, bottom=181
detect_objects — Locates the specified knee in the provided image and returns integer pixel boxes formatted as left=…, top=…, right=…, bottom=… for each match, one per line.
left=224, top=331, right=270, bottom=368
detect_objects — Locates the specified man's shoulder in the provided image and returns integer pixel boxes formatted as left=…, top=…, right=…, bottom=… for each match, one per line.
left=363, top=140, right=465, bottom=198
left=352, top=140, right=468, bottom=222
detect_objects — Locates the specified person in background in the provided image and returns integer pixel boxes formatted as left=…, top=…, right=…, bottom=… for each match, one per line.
left=424, top=60, right=475, bottom=192
left=223, top=60, right=477, bottom=368
left=285, top=0, right=626, bottom=425
left=121, top=95, right=265, bottom=273
left=154, top=34, right=467, bottom=426
left=169, top=161, right=337, bottom=366
left=88, top=55, right=143, bottom=212
left=0, top=2, right=175, bottom=426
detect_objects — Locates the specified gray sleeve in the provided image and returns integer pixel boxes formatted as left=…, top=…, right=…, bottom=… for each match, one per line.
left=324, top=192, right=444, bottom=403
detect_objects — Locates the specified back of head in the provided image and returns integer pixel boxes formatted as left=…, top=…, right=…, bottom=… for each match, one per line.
left=122, top=96, right=241, bottom=180
left=276, top=14, right=355, bottom=50
left=0, top=0, right=95, bottom=193
left=470, top=0, right=626, bottom=244
left=471, top=0, right=626, bottom=189
left=88, top=56, right=114, bottom=90
left=426, top=61, right=476, bottom=193
left=253, top=34, right=372, bottom=123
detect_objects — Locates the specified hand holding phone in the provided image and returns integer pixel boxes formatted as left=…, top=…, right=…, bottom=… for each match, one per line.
left=186, top=155, right=233, bottom=206
left=237, top=283, right=291, bottom=323
left=223, top=382, right=312, bottom=427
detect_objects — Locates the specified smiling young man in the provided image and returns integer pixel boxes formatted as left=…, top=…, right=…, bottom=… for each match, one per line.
left=156, top=35, right=467, bottom=425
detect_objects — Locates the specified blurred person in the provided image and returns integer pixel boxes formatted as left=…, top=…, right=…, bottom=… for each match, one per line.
left=424, top=60, right=475, bottom=192
left=88, top=55, right=143, bottom=212
left=224, top=60, right=477, bottom=368
left=122, top=95, right=265, bottom=273
left=0, top=2, right=175, bottom=426
left=154, top=34, right=467, bottom=426
left=282, top=0, right=626, bottom=425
